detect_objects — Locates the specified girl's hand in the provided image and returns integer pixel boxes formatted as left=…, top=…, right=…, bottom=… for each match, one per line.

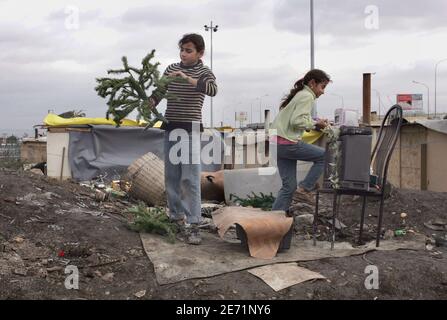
left=148, top=98, right=156, bottom=110
left=315, top=119, right=328, bottom=130
left=168, top=71, right=197, bottom=86
left=169, top=71, right=189, bottom=80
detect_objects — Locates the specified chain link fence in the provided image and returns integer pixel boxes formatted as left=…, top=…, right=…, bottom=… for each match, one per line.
left=0, top=143, right=22, bottom=168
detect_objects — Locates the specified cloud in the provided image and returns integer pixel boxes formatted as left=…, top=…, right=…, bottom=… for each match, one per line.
left=1, top=0, right=447, bottom=134
left=273, top=0, right=447, bottom=37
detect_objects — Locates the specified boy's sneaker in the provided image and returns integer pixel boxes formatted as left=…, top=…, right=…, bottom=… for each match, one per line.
left=170, top=218, right=185, bottom=234
left=184, top=224, right=202, bottom=245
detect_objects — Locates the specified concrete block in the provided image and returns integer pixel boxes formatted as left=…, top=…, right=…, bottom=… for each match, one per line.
left=224, top=162, right=312, bottom=204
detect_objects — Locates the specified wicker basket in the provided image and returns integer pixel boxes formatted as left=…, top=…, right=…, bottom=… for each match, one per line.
left=126, top=152, right=166, bottom=206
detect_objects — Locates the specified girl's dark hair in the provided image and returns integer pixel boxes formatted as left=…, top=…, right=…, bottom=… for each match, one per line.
left=178, top=33, right=205, bottom=53
left=279, top=69, right=331, bottom=110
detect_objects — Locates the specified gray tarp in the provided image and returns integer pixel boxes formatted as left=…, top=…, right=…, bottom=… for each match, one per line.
left=68, top=125, right=224, bottom=182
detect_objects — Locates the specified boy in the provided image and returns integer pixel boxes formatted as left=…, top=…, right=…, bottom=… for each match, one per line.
left=149, top=33, right=218, bottom=245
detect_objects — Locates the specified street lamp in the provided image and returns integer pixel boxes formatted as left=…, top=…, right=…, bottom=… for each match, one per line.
left=204, top=21, right=219, bottom=127
left=250, top=97, right=259, bottom=124
left=412, top=80, right=430, bottom=118
left=330, top=93, right=344, bottom=108
left=259, top=94, right=269, bottom=123
left=310, top=0, right=314, bottom=69
left=435, top=58, right=447, bottom=119
left=372, top=89, right=382, bottom=119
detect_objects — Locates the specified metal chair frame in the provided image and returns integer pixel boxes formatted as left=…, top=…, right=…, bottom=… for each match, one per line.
left=312, top=104, right=404, bottom=249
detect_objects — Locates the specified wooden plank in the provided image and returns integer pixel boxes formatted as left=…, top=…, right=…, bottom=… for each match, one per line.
left=48, top=127, right=91, bottom=133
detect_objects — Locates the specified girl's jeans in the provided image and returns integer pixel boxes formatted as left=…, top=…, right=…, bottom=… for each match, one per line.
left=272, top=141, right=325, bottom=211
left=164, top=129, right=202, bottom=224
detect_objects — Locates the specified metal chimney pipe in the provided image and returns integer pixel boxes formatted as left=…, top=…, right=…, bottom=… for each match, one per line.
left=363, top=73, right=371, bottom=125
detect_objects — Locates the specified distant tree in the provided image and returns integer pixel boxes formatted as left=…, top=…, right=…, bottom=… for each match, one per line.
left=6, top=135, right=18, bottom=144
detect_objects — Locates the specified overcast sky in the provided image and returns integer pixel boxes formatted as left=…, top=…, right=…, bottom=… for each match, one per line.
left=1, top=0, right=447, bottom=135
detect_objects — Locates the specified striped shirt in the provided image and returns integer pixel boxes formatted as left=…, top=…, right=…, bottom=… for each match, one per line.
left=150, top=60, right=217, bottom=131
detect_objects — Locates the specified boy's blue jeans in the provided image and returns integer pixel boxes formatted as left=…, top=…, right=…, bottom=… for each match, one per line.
left=272, top=141, right=325, bottom=212
left=164, top=130, right=202, bottom=224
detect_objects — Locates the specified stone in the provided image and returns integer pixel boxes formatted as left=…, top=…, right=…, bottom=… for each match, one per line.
left=296, top=214, right=314, bottom=226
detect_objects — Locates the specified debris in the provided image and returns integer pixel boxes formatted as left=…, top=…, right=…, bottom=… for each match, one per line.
left=13, top=268, right=28, bottom=276
left=46, top=266, right=63, bottom=272
left=134, top=290, right=146, bottom=298
left=3, top=197, right=16, bottom=203
left=384, top=230, right=394, bottom=240
left=432, top=219, right=447, bottom=226
left=296, top=214, right=314, bottom=226
left=101, top=272, right=114, bottom=282
left=423, top=221, right=446, bottom=231
left=435, top=235, right=447, bottom=248
left=0, top=213, right=11, bottom=219
left=362, top=253, right=374, bottom=265
left=13, top=236, right=25, bottom=244
left=48, top=224, right=64, bottom=231
left=327, top=218, right=347, bottom=230
left=400, top=212, right=407, bottom=225
left=95, top=190, right=108, bottom=202
left=201, top=203, right=224, bottom=218
left=394, top=229, right=406, bottom=236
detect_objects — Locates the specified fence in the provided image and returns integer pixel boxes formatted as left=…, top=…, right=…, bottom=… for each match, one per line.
left=0, top=143, right=21, bottom=161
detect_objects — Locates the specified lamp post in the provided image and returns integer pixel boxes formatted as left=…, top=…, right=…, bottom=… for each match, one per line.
left=412, top=80, right=430, bottom=118
left=310, top=0, right=314, bottom=69
left=250, top=97, right=259, bottom=124
left=259, top=94, right=269, bottom=123
left=204, top=21, right=219, bottom=127
left=330, top=93, right=344, bottom=108
left=435, top=58, right=447, bottom=119
left=372, top=89, right=382, bottom=119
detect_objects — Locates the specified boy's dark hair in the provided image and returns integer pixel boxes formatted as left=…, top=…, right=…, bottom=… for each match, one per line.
left=178, top=33, right=205, bottom=53
left=279, top=69, right=331, bottom=110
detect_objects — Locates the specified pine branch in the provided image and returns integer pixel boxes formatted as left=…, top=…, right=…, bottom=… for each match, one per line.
left=94, top=50, right=175, bottom=127
left=128, top=203, right=177, bottom=243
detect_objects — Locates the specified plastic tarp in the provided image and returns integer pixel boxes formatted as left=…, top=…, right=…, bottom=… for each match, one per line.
left=43, top=113, right=146, bottom=127
left=68, top=125, right=224, bottom=182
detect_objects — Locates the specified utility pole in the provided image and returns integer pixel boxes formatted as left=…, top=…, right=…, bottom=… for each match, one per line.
left=204, top=21, right=219, bottom=127
left=434, top=58, right=447, bottom=119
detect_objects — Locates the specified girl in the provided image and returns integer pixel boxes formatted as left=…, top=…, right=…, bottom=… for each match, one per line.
left=271, top=69, right=331, bottom=212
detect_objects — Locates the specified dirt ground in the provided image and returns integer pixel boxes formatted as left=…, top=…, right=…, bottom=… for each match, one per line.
left=1, top=168, right=447, bottom=300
